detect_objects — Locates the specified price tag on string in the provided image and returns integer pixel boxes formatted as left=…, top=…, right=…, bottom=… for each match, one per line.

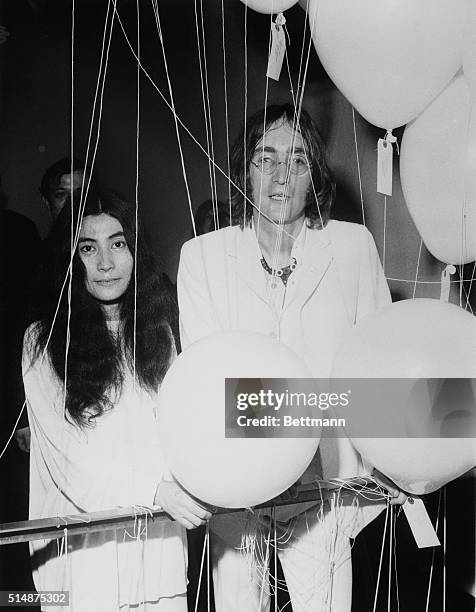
left=403, top=497, right=440, bottom=549
left=377, top=137, right=394, bottom=196
left=266, top=14, right=286, bottom=81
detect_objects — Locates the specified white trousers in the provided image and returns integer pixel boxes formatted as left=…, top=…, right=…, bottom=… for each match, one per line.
left=210, top=504, right=353, bottom=612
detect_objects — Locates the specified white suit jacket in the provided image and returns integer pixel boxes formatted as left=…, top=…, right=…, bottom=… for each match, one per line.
left=177, top=220, right=391, bottom=483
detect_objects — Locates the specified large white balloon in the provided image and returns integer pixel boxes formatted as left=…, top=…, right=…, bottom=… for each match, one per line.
left=463, top=1, right=476, bottom=97
left=332, top=299, right=476, bottom=494
left=158, top=331, right=319, bottom=508
left=401, top=74, right=476, bottom=265
left=239, top=0, right=298, bottom=14
left=309, top=0, right=466, bottom=130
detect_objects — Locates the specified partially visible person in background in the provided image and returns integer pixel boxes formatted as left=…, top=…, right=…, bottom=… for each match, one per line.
left=0, top=176, right=41, bottom=596
left=39, top=157, right=86, bottom=221
left=0, top=177, right=41, bottom=452
left=193, top=199, right=230, bottom=237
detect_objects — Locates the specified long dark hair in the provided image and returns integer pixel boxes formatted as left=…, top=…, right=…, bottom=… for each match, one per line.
left=34, top=190, right=176, bottom=427
left=229, top=103, right=335, bottom=229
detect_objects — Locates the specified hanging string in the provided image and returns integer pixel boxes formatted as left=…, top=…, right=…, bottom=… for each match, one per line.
left=383, top=195, right=387, bottom=273
left=387, top=506, right=393, bottom=612
left=220, top=0, right=232, bottom=224
left=207, top=523, right=211, bottom=612
left=150, top=0, right=196, bottom=238
left=442, top=486, right=447, bottom=612
left=243, top=1, right=248, bottom=226
left=425, top=488, right=442, bottom=612
left=194, top=0, right=218, bottom=214
left=295, top=0, right=310, bottom=106
left=0, top=0, right=115, bottom=471
left=351, top=108, right=366, bottom=226
left=133, top=0, right=140, bottom=389
left=372, top=503, right=390, bottom=612
left=111, top=4, right=296, bottom=241
left=200, top=0, right=219, bottom=214
left=465, top=260, right=476, bottom=310
left=412, top=239, right=423, bottom=299
left=266, top=15, right=315, bottom=275
left=258, top=522, right=272, bottom=610
left=273, top=507, right=278, bottom=612
left=255, top=16, right=272, bottom=242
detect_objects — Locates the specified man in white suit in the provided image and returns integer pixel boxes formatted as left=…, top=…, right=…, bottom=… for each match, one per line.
left=178, top=104, right=405, bottom=611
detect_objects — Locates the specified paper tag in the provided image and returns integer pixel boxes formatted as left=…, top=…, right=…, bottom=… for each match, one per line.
left=439, top=264, right=456, bottom=302
left=377, top=138, right=393, bottom=196
left=402, top=497, right=440, bottom=549
left=266, top=20, right=286, bottom=81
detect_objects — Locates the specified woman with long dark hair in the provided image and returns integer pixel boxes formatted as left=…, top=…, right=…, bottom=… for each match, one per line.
left=23, top=190, right=209, bottom=611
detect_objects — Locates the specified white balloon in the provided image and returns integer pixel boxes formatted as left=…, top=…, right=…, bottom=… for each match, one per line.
left=309, top=0, right=466, bottom=130
left=401, top=74, right=476, bottom=264
left=240, top=0, right=298, bottom=14
left=332, top=299, right=476, bottom=494
left=463, top=1, right=476, bottom=97
left=158, top=331, right=319, bottom=508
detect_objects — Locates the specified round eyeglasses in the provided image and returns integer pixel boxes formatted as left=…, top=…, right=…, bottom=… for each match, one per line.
left=250, top=154, right=310, bottom=176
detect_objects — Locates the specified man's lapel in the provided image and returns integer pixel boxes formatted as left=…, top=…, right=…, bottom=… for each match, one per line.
left=233, top=226, right=270, bottom=306
left=284, top=225, right=334, bottom=310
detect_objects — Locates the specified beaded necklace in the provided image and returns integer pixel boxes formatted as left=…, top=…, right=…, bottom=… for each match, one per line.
left=260, top=256, right=297, bottom=287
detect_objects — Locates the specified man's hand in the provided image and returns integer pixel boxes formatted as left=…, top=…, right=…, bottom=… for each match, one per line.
left=155, top=480, right=212, bottom=529
left=372, top=468, right=408, bottom=506
left=15, top=426, right=31, bottom=453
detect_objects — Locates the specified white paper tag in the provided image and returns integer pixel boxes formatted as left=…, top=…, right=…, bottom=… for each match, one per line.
left=440, top=264, right=456, bottom=302
left=377, top=138, right=393, bottom=196
left=402, top=497, right=440, bottom=549
left=266, top=21, right=286, bottom=81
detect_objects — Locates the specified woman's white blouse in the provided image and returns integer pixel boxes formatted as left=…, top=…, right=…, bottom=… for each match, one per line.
left=22, top=324, right=187, bottom=610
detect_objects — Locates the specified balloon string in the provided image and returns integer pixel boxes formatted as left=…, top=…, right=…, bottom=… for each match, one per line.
left=133, top=0, right=140, bottom=391
left=196, top=0, right=219, bottom=213
left=393, top=508, right=401, bottom=612
left=295, top=0, right=310, bottom=108
left=386, top=276, right=476, bottom=285
left=373, top=503, right=390, bottom=612
left=258, top=523, right=272, bottom=610
left=383, top=195, right=387, bottom=273
left=149, top=0, right=195, bottom=236
left=220, top=0, right=232, bottom=221
left=243, top=1, right=248, bottom=226
left=443, top=486, right=447, bottom=612
left=194, top=0, right=216, bottom=227
left=465, top=260, right=476, bottom=310
left=111, top=3, right=297, bottom=241
left=412, top=239, right=423, bottom=299
left=425, top=488, right=442, bottom=612
left=255, top=19, right=272, bottom=247
left=273, top=507, right=277, bottom=612
left=351, top=107, right=366, bottom=225
left=207, top=523, right=211, bottom=612
left=387, top=505, right=393, bottom=612
left=3, top=0, right=114, bottom=480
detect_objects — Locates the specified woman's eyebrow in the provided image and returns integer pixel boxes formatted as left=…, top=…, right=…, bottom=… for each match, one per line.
left=108, top=231, right=125, bottom=240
